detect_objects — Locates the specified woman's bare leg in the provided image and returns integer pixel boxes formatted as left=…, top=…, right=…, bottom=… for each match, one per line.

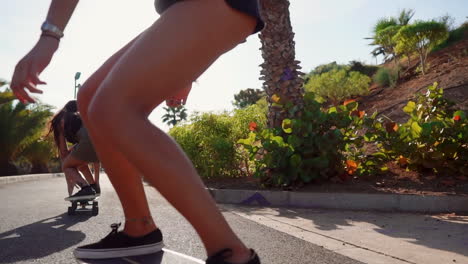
left=92, top=162, right=100, bottom=186
left=87, top=0, right=256, bottom=261
left=77, top=35, right=158, bottom=236
left=62, top=155, right=91, bottom=193
left=77, top=164, right=95, bottom=184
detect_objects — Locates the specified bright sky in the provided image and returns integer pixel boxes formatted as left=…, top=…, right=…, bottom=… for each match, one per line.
left=1, top=0, right=466, bottom=130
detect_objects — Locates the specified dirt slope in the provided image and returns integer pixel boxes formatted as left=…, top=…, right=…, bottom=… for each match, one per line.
left=359, top=38, right=468, bottom=122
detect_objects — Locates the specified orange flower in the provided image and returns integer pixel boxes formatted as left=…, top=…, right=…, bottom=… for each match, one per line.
left=271, top=94, right=281, bottom=103
left=351, top=110, right=365, bottom=118
left=454, top=115, right=461, bottom=121
left=398, top=155, right=408, bottom=166
left=385, top=122, right=398, bottom=133
left=346, top=160, right=358, bottom=175
left=343, top=99, right=356, bottom=106
left=249, top=122, right=258, bottom=131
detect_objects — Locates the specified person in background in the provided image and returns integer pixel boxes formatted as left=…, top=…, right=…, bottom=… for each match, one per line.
left=49, top=100, right=100, bottom=200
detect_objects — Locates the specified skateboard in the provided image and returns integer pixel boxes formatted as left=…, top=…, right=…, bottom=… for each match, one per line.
left=76, top=249, right=204, bottom=264
left=67, top=196, right=99, bottom=216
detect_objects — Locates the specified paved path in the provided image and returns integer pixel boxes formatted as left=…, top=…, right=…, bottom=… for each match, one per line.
left=0, top=175, right=362, bottom=264
left=223, top=205, right=468, bottom=264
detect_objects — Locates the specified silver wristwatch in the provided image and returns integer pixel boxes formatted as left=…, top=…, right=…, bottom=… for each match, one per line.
left=41, top=21, right=64, bottom=38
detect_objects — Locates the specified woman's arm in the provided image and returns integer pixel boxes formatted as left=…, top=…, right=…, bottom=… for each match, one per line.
left=58, top=133, right=70, bottom=160
left=57, top=119, right=70, bottom=159
left=45, top=0, right=80, bottom=33
left=10, top=0, right=79, bottom=103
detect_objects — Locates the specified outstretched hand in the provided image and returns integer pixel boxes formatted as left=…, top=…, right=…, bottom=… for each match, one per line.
left=10, top=37, right=59, bottom=103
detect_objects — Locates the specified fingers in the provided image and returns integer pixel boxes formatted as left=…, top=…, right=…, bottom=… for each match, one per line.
left=26, top=64, right=45, bottom=95
left=17, top=83, right=36, bottom=103
left=11, top=84, right=30, bottom=104
left=11, top=62, right=46, bottom=104
left=30, top=73, right=47, bottom=86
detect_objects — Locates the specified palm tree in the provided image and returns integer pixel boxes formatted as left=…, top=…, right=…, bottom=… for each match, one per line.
left=368, top=9, right=415, bottom=64
left=20, top=135, right=57, bottom=173
left=258, top=0, right=304, bottom=128
left=0, top=87, right=53, bottom=176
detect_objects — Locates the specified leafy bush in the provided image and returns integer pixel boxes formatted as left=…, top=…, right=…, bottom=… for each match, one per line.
left=364, top=83, right=467, bottom=175
left=169, top=104, right=266, bottom=179
left=238, top=93, right=366, bottom=186
left=348, top=61, right=380, bottom=77
left=305, top=69, right=371, bottom=105
left=20, top=135, right=57, bottom=173
left=432, top=22, right=468, bottom=52
left=238, top=83, right=466, bottom=187
left=233, top=88, right=266, bottom=109
left=373, top=67, right=399, bottom=88
left=307, top=62, right=347, bottom=77
left=393, top=20, right=449, bottom=74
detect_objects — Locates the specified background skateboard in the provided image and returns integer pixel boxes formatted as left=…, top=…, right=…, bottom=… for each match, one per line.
left=68, top=196, right=99, bottom=216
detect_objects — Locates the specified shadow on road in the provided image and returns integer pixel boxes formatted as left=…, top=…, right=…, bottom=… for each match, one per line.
left=0, top=213, right=91, bottom=263
left=77, top=252, right=164, bottom=264
left=230, top=206, right=468, bottom=257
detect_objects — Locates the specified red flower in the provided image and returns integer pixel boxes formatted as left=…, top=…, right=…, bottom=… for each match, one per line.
left=454, top=115, right=461, bottom=121
left=249, top=122, right=258, bottom=131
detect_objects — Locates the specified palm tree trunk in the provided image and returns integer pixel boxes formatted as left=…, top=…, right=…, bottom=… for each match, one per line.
left=258, top=0, right=304, bottom=129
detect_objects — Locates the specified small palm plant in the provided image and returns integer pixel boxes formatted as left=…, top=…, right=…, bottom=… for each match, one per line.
left=162, top=105, right=188, bottom=127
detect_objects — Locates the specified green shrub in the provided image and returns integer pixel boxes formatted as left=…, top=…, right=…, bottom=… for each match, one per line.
left=373, top=67, right=398, bottom=88
left=432, top=22, right=468, bottom=52
left=238, top=93, right=367, bottom=186
left=169, top=105, right=266, bottom=179
left=348, top=61, right=380, bottom=77
left=364, top=83, right=467, bottom=175
left=233, top=88, right=266, bottom=109
left=393, top=20, right=449, bottom=74
left=305, top=69, right=371, bottom=105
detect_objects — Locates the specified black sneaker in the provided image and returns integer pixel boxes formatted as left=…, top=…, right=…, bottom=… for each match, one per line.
left=74, top=223, right=164, bottom=259
left=65, top=185, right=97, bottom=201
left=90, top=183, right=101, bottom=195
left=206, top=249, right=260, bottom=264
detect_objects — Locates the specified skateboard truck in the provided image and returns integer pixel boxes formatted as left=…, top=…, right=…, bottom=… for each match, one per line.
left=68, top=197, right=99, bottom=216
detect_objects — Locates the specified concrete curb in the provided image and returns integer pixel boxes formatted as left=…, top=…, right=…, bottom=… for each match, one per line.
left=2, top=174, right=467, bottom=213
left=0, top=173, right=64, bottom=185
left=209, top=188, right=468, bottom=213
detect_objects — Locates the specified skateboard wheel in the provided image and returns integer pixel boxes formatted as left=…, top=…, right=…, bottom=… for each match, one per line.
left=92, top=206, right=99, bottom=216
left=68, top=206, right=75, bottom=215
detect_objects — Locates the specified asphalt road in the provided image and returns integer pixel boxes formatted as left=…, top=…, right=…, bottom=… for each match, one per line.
left=0, top=175, right=363, bottom=264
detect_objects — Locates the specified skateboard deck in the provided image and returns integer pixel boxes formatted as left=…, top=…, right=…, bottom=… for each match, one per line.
left=76, top=249, right=204, bottom=264
left=67, top=196, right=100, bottom=216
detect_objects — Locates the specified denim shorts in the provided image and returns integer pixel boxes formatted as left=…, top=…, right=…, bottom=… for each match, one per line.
left=154, top=0, right=265, bottom=34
